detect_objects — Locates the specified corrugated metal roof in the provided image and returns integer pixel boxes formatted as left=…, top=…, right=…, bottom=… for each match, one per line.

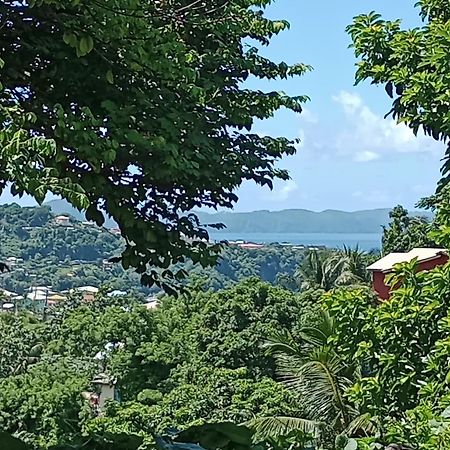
left=367, top=248, right=447, bottom=272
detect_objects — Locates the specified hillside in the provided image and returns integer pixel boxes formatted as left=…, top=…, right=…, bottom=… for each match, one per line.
left=195, top=208, right=433, bottom=234
left=0, top=204, right=149, bottom=296
left=46, top=199, right=432, bottom=234
left=0, top=204, right=120, bottom=261
left=0, top=204, right=307, bottom=296
left=45, top=199, right=117, bottom=228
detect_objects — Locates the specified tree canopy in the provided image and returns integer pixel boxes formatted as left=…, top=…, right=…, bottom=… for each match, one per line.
left=0, top=280, right=321, bottom=449
left=0, top=0, right=309, bottom=288
left=381, top=205, right=436, bottom=254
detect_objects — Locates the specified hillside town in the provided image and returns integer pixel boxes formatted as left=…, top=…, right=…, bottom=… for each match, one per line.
left=0, top=284, right=160, bottom=313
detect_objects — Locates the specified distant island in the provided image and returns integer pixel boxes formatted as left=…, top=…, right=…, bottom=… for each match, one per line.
left=195, top=208, right=433, bottom=234
left=45, top=199, right=433, bottom=234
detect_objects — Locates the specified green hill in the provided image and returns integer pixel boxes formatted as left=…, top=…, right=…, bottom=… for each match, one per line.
left=0, top=204, right=150, bottom=296
left=0, top=204, right=307, bottom=295
left=45, top=199, right=432, bottom=234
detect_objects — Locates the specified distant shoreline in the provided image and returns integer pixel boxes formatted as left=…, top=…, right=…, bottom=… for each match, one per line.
left=210, top=230, right=383, bottom=235
left=208, top=231, right=382, bottom=252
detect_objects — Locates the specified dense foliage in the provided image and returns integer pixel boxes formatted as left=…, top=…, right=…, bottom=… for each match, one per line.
left=381, top=205, right=436, bottom=254
left=0, top=0, right=309, bottom=288
left=5, top=1, right=450, bottom=450
left=0, top=203, right=308, bottom=295
left=345, top=5, right=450, bottom=444
left=0, top=280, right=321, bottom=449
left=325, top=259, right=450, bottom=448
left=296, top=247, right=376, bottom=291
left=190, top=245, right=306, bottom=291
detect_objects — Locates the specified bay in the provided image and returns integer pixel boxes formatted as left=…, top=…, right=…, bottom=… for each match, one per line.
left=208, top=232, right=382, bottom=251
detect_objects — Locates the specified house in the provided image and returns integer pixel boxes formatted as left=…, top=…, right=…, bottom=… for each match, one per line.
left=5, top=256, right=23, bottom=267
left=238, top=242, right=265, bottom=250
left=82, top=221, right=96, bottom=227
left=47, top=294, right=67, bottom=307
left=144, top=296, right=159, bottom=310
left=102, top=259, right=114, bottom=269
left=367, top=248, right=448, bottom=300
left=107, top=290, right=127, bottom=298
left=0, top=288, right=16, bottom=298
left=83, top=373, right=119, bottom=416
left=2, top=302, right=14, bottom=313
left=55, top=215, right=70, bottom=226
left=25, top=287, right=52, bottom=312
left=74, top=286, right=99, bottom=301
left=92, top=373, right=118, bottom=412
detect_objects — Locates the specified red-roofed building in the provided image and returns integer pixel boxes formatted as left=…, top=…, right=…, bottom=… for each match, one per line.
left=367, top=248, right=448, bottom=300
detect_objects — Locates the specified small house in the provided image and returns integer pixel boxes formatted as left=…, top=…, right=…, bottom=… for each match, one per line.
left=55, top=215, right=70, bottom=226
left=367, top=248, right=448, bottom=300
left=238, top=242, right=265, bottom=250
left=92, top=373, right=118, bottom=413
left=144, top=296, right=159, bottom=310
left=82, top=373, right=119, bottom=416
left=74, top=286, right=99, bottom=301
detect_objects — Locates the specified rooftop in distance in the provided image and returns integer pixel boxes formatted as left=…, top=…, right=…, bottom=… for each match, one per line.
left=367, top=248, right=448, bottom=273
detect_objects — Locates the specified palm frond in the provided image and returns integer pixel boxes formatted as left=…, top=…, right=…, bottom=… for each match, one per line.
left=335, top=270, right=362, bottom=287
left=343, top=413, right=377, bottom=436
left=276, top=349, right=350, bottom=422
left=246, top=415, right=320, bottom=439
left=263, top=329, right=301, bottom=357
left=299, top=310, right=334, bottom=347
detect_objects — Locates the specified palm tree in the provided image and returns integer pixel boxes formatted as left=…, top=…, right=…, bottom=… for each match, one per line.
left=248, top=311, right=374, bottom=446
left=296, top=247, right=371, bottom=292
left=295, top=250, right=340, bottom=291
left=331, top=245, right=371, bottom=287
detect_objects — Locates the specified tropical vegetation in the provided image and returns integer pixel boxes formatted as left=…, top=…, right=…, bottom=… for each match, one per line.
left=0, top=0, right=310, bottom=288
left=0, top=203, right=310, bottom=295
left=4, top=0, right=450, bottom=450
left=381, top=206, right=436, bottom=255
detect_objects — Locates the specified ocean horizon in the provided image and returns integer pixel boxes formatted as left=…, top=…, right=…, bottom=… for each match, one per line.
left=208, top=232, right=382, bottom=251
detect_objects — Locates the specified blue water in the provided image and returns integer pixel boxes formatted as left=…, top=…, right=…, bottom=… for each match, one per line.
left=208, top=232, right=382, bottom=251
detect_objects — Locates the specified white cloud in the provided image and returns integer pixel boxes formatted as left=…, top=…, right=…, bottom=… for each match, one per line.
left=332, top=90, right=442, bottom=161
left=265, top=180, right=299, bottom=202
left=301, top=107, right=319, bottom=124
left=333, top=91, right=362, bottom=114
left=354, top=150, right=380, bottom=162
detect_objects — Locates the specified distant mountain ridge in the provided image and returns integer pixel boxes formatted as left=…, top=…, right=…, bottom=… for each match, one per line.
left=45, top=199, right=433, bottom=234
left=194, top=208, right=433, bottom=234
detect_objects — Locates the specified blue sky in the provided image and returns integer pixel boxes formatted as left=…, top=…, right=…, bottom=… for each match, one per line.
left=235, top=0, right=444, bottom=212
left=1, top=0, right=444, bottom=212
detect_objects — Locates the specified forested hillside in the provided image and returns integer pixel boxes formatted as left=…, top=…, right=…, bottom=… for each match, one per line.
left=0, top=203, right=120, bottom=260
left=0, top=204, right=306, bottom=295
left=0, top=203, right=140, bottom=295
